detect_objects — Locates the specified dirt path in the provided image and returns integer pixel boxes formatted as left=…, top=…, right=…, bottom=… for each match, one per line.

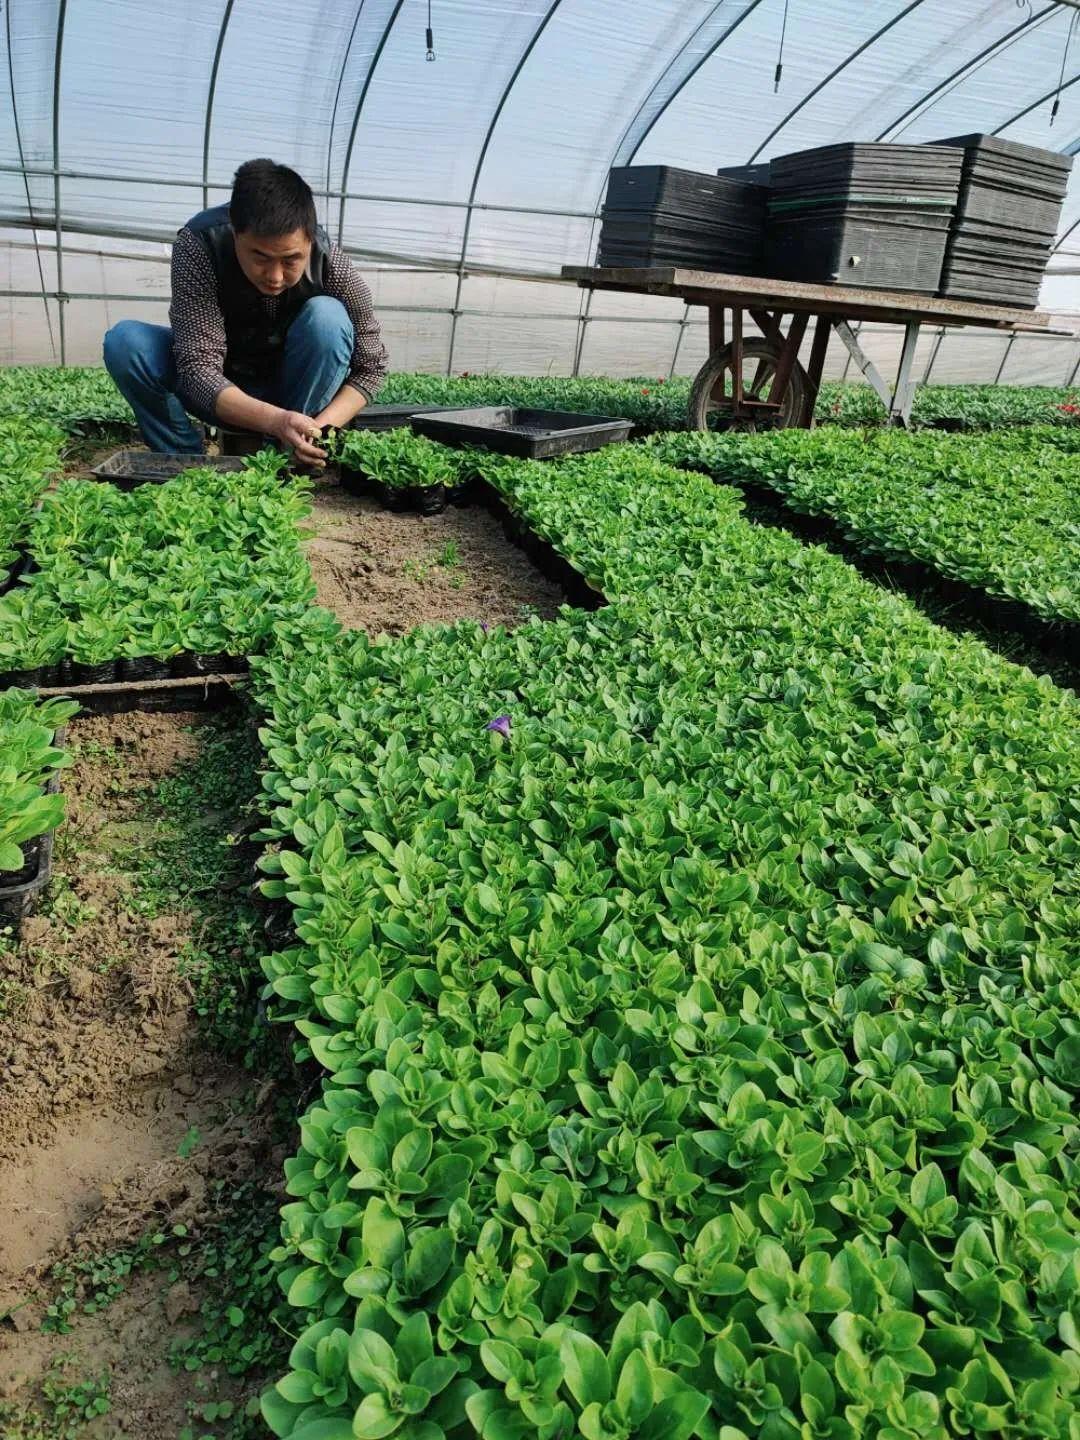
left=306, top=482, right=564, bottom=635
left=0, top=710, right=285, bottom=1439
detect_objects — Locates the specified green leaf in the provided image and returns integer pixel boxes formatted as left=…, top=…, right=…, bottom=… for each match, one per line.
left=352, top=1393, right=404, bottom=1440
left=560, top=1329, right=611, bottom=1407
left=615, top=1350, right=653, bottom=1428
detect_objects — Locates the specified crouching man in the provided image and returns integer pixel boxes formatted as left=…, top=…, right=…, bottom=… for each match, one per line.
left=104, top=158, right=387, bottom=465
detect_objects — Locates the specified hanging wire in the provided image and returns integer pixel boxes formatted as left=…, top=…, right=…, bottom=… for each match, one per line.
left=774, top=0, right=791, bottom=92
left=1052, top=7, right=1078, bottom=122
left=426, top=0, right=435, bottom=60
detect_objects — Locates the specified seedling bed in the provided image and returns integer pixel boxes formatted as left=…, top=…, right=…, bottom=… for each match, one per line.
left=475, top=483, right=607, bottom=611
left=676, top=461, right=1078, bottom=677
left=91, top=449, right=247, bottom=489
left=411, top=406, right=633, bottom=459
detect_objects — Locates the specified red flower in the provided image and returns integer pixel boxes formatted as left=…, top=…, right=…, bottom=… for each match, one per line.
left=1059, top=402, right=1078, bottom=414
left=641, top=387, right=651, bottom=395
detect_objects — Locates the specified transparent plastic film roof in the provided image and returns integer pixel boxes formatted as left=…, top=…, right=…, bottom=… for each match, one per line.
left=2, top=0, right=1079, bottom=379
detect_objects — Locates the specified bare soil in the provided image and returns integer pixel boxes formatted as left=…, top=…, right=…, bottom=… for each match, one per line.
left=306, top=481, right=564, bottom=635
left=0, top=710, right=282, bottom=1438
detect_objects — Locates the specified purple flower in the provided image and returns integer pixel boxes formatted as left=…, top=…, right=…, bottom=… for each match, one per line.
left=479, top=622, right=490, bottom=634
left=485, top=714, right=511, bottom=738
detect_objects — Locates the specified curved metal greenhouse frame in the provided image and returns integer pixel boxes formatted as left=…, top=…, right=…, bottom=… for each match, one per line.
left=0, top=0, right=1078, bottom=380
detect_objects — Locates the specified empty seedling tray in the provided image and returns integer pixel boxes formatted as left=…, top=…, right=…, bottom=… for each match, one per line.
left=91, top=450, right=248, bottom=487
left=411, top=407, right=632, bottom=459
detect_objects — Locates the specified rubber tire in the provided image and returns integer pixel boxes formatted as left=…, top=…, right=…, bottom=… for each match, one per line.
left=689, top=338, right=809, bottom=432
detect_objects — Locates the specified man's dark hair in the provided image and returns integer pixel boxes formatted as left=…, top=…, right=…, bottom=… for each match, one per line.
left=230, top=159, right=317, bottom=239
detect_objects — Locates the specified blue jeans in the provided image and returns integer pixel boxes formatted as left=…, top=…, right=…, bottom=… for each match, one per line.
left=103, top=296, right=355, bottom=453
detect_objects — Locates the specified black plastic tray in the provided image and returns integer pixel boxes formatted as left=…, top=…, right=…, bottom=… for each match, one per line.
left=411, top=408, right=632, bottom=459
left=348, top=404, right=466, bottom=433
left=930, top=133, right=1073, bottom=178
left=766, top=210, right=951, bottom=290
left=91, top=450, right=247, bottom=487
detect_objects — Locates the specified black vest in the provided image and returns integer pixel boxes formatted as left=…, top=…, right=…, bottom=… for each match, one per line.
left=183, top=204, right=331, bottom=381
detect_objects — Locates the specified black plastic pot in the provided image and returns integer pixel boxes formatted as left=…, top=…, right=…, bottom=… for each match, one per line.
left=171, top=651, right=240, bottom=676
left=3, top=836, right=42, bottom=889
left=339, top=464, right=374, bottom=497
left=69, top=660, right=121, bottom=686
left=373, top=481, right=448, bottom=516
left=1, top=666, right=45, bottom=690
left=195, top=652, right=239, bottom=675
left=121, top=655, right=172, bottom=682
left=446, top=478, right=477, bottom=507
left=929, top=417, right=970, bottom=432
left=170, top=652, right=201, bottom=678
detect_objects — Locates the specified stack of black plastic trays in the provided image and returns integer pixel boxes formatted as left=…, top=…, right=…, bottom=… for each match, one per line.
left=597, top=165, right=766, bottom=273
left=927, top=135, right=1073, bottom=308
left=765, top=143, right=964, bottom=291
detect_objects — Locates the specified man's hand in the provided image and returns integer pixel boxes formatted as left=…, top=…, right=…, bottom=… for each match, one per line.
left=273, top=409, right=327, bottom=464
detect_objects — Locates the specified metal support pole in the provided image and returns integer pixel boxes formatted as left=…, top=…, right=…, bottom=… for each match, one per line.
left=324, top=0, right=367, bottom=232
left=52, top=0, right=68, bottom=366
left=0, top=161, right=601, bottom=221
left=571, top=288, right=593, bottom=377
left=890, top=320, right=921, bottom=426
left=203, top=0, right=235, bottom=212
left=668, top=304, right=692, bottom=378
left=993, top=332, right=1016, bottom=385
left=834, top=320, right=892, bottom=411
left=922, top=326, right=945, bottom=384
left=839, top=321, right=862, bottom=382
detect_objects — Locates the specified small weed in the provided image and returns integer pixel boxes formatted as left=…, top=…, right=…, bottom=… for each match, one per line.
left=178, top=1125, right=202, bottom=1159
left=0, top=972, right=31, bottom=1021
left=404, top=542, right=466, bottom=588
left=402, top=556, right=434, bottom=584
left=42, top=1228, right=179, bottom=1333
left=170, top=1179, right=294, bottom=1439
left=0, top=1356, right=111, bottom=1439
left=113, top=716, right=274, bottom=1067
left=39, top=873, right=98, bottom=930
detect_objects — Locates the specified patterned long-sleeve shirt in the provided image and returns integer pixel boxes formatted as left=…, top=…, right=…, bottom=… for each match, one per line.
left=169, top=227, right=388, bottom=417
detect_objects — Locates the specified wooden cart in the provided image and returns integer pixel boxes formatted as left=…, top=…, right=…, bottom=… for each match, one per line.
left=562, top=266, right=1052, bottom=430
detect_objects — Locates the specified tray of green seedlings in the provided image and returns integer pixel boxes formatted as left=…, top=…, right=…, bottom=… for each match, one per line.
left=329, top=428, right=478, bottom=513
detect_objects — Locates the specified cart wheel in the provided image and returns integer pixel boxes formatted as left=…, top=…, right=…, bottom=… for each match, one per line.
left=689, top=338, right=808, bottom=432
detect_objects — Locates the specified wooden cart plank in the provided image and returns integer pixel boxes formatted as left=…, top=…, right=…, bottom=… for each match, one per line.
left=562, top=266, right=1050, bottom=332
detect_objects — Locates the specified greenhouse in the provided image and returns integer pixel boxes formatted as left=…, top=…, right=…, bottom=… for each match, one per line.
left=0, top=2, right=1078, bottom=1439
